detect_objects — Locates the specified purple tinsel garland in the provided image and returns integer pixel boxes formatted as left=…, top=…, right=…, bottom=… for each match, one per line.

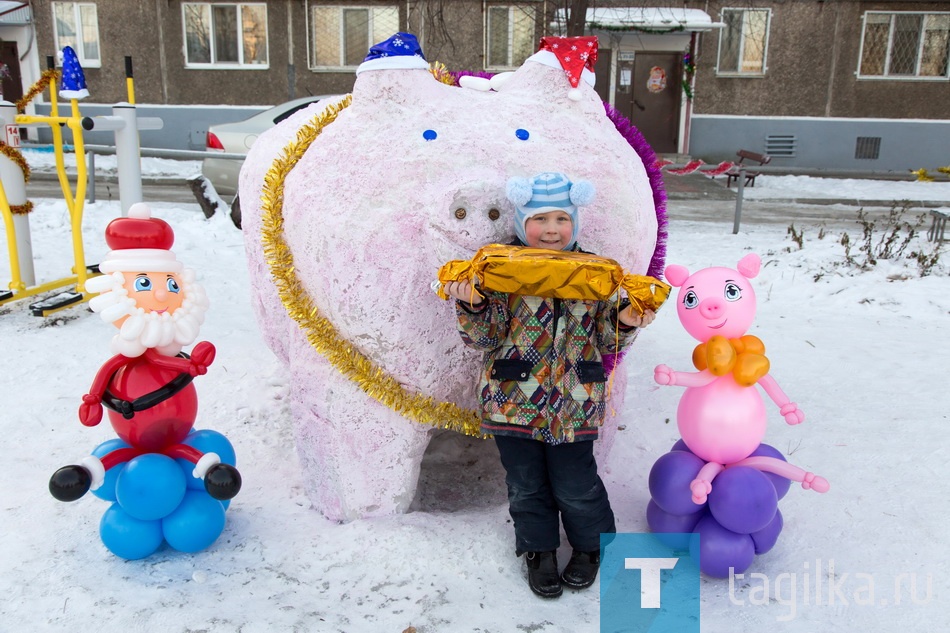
left=449, top=70, right=495, bottom=85
left=601, top=102, right=670, bottom=374
left=602, top=101, right=669, bottom=280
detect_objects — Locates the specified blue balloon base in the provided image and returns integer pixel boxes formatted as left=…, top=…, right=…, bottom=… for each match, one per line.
left=91, top=429, right=237, bottom=559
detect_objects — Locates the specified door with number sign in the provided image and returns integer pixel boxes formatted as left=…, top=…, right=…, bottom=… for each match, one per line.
left=615, top=52, right=681, bottom=154
left=0, top=41, right=23, bottom=104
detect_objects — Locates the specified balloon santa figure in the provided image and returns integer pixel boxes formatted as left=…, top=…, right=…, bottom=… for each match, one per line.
left=49, top=203, right=241, bottom=559
left=647, top=253, right=829, bottom=577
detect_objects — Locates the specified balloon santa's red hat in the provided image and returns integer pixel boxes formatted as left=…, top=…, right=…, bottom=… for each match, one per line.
left=98, top=203, right=183, bottom=274
left=526, top=36, right=599, bottom=101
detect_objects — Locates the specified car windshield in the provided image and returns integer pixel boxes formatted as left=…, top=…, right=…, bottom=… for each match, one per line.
left=273, top=100, right=321, bottom=125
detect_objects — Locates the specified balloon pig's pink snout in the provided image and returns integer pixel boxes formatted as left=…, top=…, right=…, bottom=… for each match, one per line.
left=699, top=297, right=725, bottom=320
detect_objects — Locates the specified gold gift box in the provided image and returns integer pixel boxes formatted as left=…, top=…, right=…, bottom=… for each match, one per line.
left=436, top=244, right=671, bottom=315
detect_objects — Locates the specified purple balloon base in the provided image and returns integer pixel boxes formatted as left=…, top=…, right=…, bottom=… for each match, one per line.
left=92, top=429, right=237, bottom=560
left=647, top=443, right=788, bottom=578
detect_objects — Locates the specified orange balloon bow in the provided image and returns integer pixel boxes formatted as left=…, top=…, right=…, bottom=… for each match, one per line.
left=436, top=244, right=671, bottom=315
left=692, top=335, right=770, bottom=387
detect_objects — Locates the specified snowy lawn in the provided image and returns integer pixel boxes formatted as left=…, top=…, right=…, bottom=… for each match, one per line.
left=0, top=175, right=947, bottom=630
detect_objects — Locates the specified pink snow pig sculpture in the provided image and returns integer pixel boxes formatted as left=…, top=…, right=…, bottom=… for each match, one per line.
left=239, top=33, right=668, bottom=521
left=654, top=253, right=830, bottom=504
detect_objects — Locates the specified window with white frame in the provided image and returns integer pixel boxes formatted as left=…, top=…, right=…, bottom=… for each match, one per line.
left=486, top=5, right=536, bottom=69
left=717, top=8, right=770, bottom=75
left=52, top=2, right=101, bottom=67
left=859, top=12, right=949, bottom=79
left=310, top=5, right=399, bottom=69
left=183, top=3, right=268, bottom=68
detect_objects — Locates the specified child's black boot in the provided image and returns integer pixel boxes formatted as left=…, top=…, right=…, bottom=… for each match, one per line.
left=561, top=549, right=600, bottom=589
left=525, top=551, right=562, bottom=598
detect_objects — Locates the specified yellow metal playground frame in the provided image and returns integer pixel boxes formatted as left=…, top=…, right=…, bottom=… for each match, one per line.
left=0, top=62, right=113, bottom=315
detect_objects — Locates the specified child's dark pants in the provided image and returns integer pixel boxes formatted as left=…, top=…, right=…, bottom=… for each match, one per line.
left=494, top=435, right=616, bottom=555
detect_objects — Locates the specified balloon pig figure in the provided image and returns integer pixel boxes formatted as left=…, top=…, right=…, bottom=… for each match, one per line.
left=653, top=253, right=829, bottom=504
left=49, top=204, right=241, bottom=558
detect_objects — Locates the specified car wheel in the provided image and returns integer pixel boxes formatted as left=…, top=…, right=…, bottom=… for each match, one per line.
left=230, top=195, right=242, bottom=230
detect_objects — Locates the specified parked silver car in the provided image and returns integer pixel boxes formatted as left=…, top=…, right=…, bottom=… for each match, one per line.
left=201, top=95, right=340, bottom=199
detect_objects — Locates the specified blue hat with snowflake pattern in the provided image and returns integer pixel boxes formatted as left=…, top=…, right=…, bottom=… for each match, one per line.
left=59, top=46, right=89, bottom=100
left=356, top=33, right=429, bottom=75
left=506, top=172, right=595, bottom=250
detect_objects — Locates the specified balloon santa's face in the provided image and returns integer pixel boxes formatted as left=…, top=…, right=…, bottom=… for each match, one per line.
left=85, top=203, right=209, bottom=358
left=123, top=272, right=185, bottom=315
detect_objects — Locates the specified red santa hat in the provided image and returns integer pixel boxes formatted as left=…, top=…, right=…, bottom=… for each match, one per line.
left=98, top=203, right=183, bottom=274
left=526, top=36, right=598, bottom=101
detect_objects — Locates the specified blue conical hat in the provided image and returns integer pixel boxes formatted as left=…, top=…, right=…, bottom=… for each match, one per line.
left=59, top=46, right=89, bottom=100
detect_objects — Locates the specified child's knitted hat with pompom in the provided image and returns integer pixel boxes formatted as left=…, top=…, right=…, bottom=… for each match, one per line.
left=506, top=172, right=595, bottom=250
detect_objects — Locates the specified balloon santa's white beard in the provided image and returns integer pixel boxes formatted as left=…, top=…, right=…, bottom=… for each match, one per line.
left=86, top=270, right=209, bottom=358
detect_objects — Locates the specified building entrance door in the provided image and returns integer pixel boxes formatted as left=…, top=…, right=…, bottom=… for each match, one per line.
left=615, top=52, right=681, bottom=154
left=0, top=41, right=23, bottom=103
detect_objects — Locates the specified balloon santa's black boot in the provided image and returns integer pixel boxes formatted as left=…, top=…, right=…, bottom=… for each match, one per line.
left=204, top=463, right=242, bottom=500
left=49, top=465, right=92, bottom=502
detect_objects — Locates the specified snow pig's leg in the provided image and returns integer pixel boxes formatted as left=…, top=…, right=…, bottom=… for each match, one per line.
left=288, top=339, right=431, bottom=522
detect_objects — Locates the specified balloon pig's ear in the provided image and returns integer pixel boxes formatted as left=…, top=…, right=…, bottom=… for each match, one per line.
left=737, top=253, right=761, bottom=279
left=664, top=264, right=689, bottom=287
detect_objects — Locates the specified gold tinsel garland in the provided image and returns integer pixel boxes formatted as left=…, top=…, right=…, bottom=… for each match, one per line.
left=8, top=201, right=34, bottom=215
left=0, top=140, right=31, bottom=183
left=17, top=69, right=59, bottom=114
left=0, top=141, right=32, bottom=214
left=2, top=69, right=57, bottom=216
left=429, top=62, right=456, bottom=86
left=259, top=95, right=485, bottom=438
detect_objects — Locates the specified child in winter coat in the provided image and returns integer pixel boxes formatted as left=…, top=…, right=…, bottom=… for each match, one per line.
left=443, top=172, right=655, bottom=598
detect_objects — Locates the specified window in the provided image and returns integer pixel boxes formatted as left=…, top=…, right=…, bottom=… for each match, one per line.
left=717, top=8, right=770, bottom=75
left=183, top=3, right=268, bottom=68
left=859, top=12, right=949, bottom=79
left=310, top=5, right=399, bottom=69
left=52, top=2, right=101, bottom=68
left=486, top=5, right=536, bottom=69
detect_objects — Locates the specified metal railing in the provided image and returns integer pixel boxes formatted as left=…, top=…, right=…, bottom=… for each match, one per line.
left=663, top=162, right=922, bottom=233
left=21, top=143, right=247, bottom=204
left=81, top=144, right=246, bottom=203
left=84, top=144, right=247, bottom=161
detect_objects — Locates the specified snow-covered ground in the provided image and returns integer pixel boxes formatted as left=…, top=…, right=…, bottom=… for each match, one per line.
left=1, top=163, right=947, bottom=631
left=743, top=174, right=950, bottom=203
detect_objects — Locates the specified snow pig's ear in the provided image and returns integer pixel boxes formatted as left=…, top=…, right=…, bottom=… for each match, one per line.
left=737, top=253, right=761, bottom=279
left=664, top=265, right=690, bottom=287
